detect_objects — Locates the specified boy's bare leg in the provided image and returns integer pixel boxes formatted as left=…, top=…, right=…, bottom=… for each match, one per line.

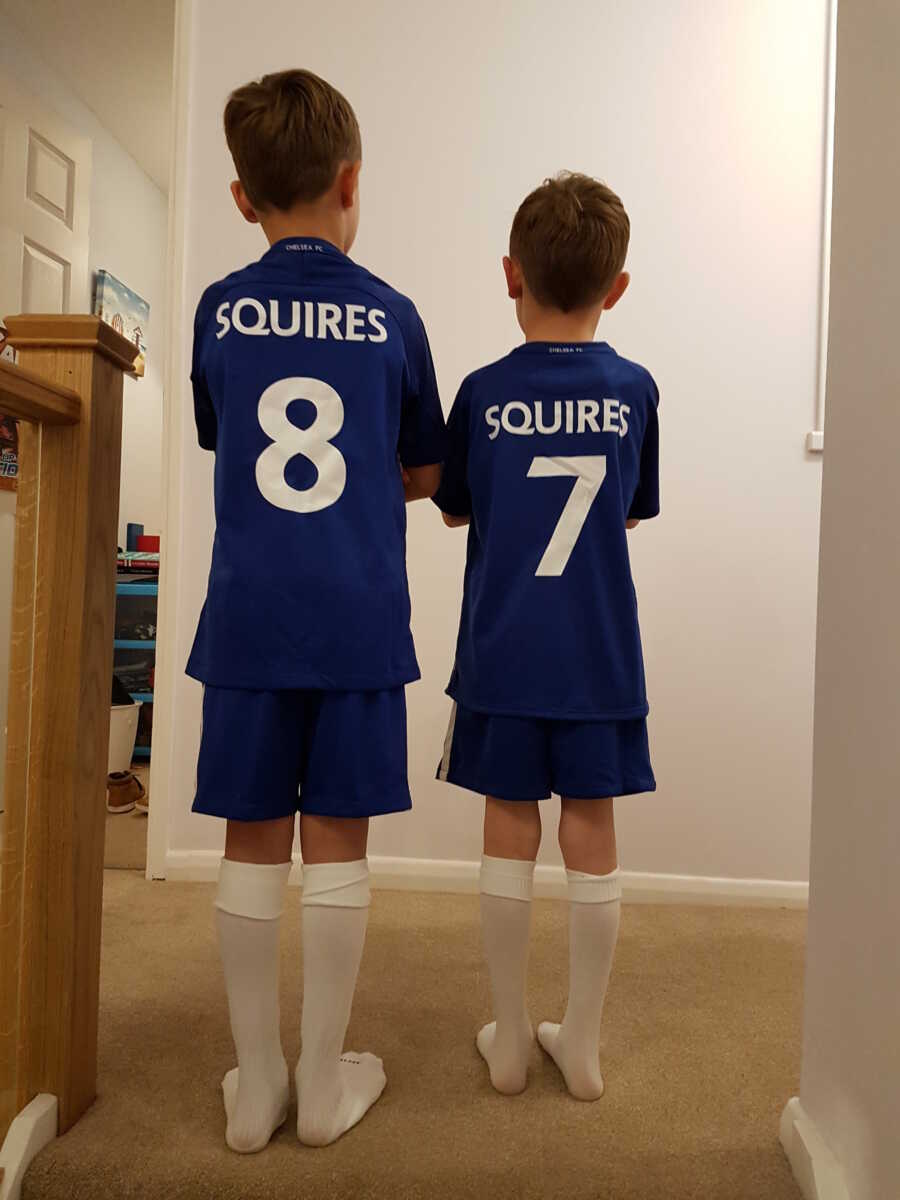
left=538, top=797, right=621, bottom=1100
left=477, top=797, right=541, bottom=1094
left=217, top=816, right=294, bottom=1153
left=224, top=815, right=295, bottom=864
left=295, top=814, right=386, bottom=1147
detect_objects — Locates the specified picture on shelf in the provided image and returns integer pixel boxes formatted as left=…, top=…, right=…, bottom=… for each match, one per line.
left=93, top=270, right=150, bottom=377
left=0, top=411, right=17, bottom=492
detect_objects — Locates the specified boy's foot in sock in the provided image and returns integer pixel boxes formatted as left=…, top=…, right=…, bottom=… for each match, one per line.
left=537, top=1021, right=605, bottom=1100
left=476, top=1018, right=534, bottom=1095
left=221, top=1058, right=290, bottom=1153
left=295, top=1052, right=386, bottom=1147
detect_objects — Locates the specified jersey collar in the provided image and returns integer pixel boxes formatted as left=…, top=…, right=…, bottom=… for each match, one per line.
left=262, top=236, right=349, bottom=263
left=512, top=340, right=612, bottom=355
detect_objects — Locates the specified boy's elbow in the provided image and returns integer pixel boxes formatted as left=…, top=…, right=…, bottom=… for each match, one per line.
left=442, top=512, right=470, bottom=528
left=420, top=469, right=442, bottom=499
left=404, top=463, right=442, bottom=501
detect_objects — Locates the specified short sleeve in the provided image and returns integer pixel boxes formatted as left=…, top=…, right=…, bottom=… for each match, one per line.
left=627, top=380, right=660, bottom=520
left=398, top=313, right=446, bottom=467
left=432, top=383, right=472, bottom=517
left=191, top=294, right=217, bottom=452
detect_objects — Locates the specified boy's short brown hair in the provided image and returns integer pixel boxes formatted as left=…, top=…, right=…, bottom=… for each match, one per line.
left=510, top=172, right=630, bottom=312
left=224, top=69, right=361, bottom=212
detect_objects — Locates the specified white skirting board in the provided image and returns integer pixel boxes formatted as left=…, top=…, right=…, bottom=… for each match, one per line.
left=780, top=1098, right=850, bottom=1200
left=0, top=1095, right=58, bottom=1200
left=161, top=851, right=808, bottom=907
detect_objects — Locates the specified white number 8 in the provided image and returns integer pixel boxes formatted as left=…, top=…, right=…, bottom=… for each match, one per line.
left=255, top=377, right=347, bottom=513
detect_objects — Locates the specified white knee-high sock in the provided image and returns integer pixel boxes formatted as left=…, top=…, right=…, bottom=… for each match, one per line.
left=296, top=859, right=386, bottom=1147
left=476, top=855, right=536, bottom=1095
left=215, top=858, right=292, bottom=1153
left=538, top=867, right=621, bottom=1100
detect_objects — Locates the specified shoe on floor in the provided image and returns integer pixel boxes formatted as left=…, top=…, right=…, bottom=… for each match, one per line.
left=106, top=771, right=145, bottom=814
left=135, top=779, right=149, bottom=815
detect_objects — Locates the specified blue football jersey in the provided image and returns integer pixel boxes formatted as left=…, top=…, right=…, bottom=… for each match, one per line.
left=434, top=341, right=659, bottom=719
left=187, top=237, right=446, bottom=690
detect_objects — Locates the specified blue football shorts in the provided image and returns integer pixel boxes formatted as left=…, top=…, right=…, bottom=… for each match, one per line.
left=437, top=701, right=655, bottom=801
left=193, top=685, right=411, bottom=821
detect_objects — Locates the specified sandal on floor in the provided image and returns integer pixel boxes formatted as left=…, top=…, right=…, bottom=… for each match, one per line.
left=106, top=771, right=145, bottom=814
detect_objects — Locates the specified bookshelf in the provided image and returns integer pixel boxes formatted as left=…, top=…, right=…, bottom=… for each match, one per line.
left=113, top=575, right=158, bottom=759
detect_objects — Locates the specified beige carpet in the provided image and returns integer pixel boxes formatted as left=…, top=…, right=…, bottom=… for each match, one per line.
left=103, top=767, right=149, bottom=870
left=24, top=873, right=805, bottom=1200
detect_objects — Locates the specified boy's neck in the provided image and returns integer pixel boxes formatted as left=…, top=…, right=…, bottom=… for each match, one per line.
left=260, top=208, right=348, bottom=254
left=521, top=306, right=603, bottom=345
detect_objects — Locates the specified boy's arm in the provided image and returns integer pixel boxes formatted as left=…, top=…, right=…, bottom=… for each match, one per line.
left=443, top=512, right=470, bottom=528
left=191, top=288, right=217, bottom=451
left=402, top=463, right=442, bottom=502
left=627, top=378, right=661, bottom=524
left=431, top=381, right=472, bottom=523
left=398, top=311, right=447, bottom=503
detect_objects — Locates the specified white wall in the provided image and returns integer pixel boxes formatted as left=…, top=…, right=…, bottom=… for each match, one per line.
left=0, top=18, right=169, bottom=546
left=159, top=0, right=827, bottom=884
left=789, top=1, right=900, bottom=1195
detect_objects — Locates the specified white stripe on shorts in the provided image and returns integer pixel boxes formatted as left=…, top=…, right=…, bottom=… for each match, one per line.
left=438, top=702, right=458, bottom=781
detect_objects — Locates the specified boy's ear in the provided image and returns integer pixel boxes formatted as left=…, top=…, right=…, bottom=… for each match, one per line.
left=338, top=161, right=362, bottom=210
left=230, top=180, right=260, bottom=225
left=503, top=256, right=524, bottom=300
left=603, top=271, right=630, bottom=311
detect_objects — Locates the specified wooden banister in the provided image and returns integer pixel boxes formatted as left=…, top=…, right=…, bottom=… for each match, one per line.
left=4, top=314, right=140, bottom=373
left=0, top=314, right=138, bottom=1145
left=0, top=360, right=80, bottom=425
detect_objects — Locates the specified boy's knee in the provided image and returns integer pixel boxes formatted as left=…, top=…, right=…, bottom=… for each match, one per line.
left=557, top=800, right=618, bottom=874
left=513, top=824, right=542, bottom=861
left=514, top=813, right=542, bottom=861
left=557, top=822, right=576, bottom=860
left=484, top=798, right=542, bottom=860
left=225, top=815, right=295, bottom=865
left=487, top=828, right=541, bottom=862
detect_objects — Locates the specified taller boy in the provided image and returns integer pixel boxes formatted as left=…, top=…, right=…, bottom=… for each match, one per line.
left=188, top=70, right=445, bottom=1151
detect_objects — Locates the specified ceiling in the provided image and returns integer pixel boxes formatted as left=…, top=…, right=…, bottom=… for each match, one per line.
left=2, top=0, right=175, bottom=192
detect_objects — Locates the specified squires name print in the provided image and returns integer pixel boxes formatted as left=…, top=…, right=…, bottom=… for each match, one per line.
left=215, top=298, right=388, bottom=343
left=485, top=397, right=631, bottom=440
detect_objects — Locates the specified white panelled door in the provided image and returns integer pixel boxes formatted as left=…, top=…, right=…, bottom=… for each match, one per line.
left=0, top=82, right=90, bottom=809
left=0, top=78, right=91, bottom=319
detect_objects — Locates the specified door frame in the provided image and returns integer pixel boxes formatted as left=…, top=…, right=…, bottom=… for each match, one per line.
left=145, top=0, right=193, bottom=880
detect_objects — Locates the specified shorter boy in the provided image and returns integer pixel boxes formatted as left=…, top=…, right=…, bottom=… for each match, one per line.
left=433, top=173, right=659, bottom=1099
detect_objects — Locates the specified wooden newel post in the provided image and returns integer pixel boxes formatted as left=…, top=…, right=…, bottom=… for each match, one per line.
left=0, top=316, right=138, bottom=1141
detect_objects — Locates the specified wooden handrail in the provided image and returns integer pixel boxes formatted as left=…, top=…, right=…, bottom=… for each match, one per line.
left=0, top=314, right=137, bottom=1146
left=4, top=314, right=139, bottom=372
left=0, top=358, right=80, bottom=425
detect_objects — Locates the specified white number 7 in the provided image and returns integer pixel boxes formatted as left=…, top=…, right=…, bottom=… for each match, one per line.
left=528, top=455, right=608, bottom=576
